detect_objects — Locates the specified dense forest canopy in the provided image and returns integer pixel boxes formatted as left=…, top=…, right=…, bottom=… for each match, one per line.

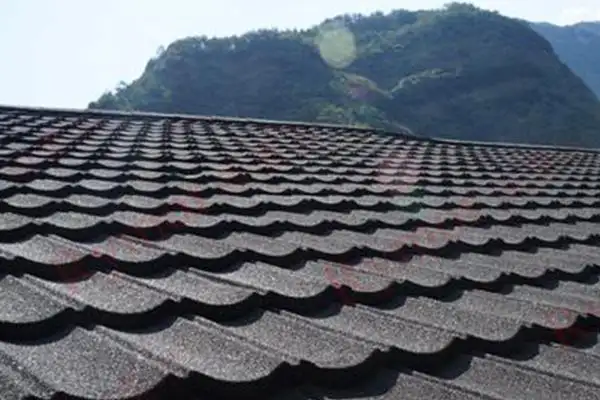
left=89, top=3, right=600, bottom=148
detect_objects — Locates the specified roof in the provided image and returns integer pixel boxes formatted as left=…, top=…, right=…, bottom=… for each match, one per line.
left=1, top=104, right=600, bottom=400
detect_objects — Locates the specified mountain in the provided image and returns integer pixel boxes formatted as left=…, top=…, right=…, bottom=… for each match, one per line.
left=89, top=3, right=600, bottom=148
left=531, top=21, right=600, bottom=99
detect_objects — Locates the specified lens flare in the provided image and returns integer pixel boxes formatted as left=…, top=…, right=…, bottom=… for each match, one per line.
left=315, top=22, right=357, bottom=69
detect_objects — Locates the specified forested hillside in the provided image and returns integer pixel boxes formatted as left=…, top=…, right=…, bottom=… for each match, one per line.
left=532, top=21, right=600, bottom=99
left=89, top=3, right=600, bottom=148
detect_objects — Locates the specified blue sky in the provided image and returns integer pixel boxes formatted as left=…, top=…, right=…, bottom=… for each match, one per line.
left=1, top=0, right=599, bottom=109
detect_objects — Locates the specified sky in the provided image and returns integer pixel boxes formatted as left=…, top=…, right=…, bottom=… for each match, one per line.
left=1, top=0, right=600, bottom=109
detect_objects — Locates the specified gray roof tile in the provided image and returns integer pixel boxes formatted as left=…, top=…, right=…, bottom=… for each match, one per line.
left=1, top=105, right=600, bottom=399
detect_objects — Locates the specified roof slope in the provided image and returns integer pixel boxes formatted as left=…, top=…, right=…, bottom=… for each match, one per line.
left=1, top=105, right=600, bottom=399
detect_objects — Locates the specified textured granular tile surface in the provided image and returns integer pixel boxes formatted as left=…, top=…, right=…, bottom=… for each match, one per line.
left=1, top=105, right=600, bottom=399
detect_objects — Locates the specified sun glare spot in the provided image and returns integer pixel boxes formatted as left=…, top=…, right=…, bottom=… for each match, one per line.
left=315, top=22, right=357, bottom=69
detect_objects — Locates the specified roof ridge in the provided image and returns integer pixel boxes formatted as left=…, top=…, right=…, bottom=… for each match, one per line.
left=0, top=103, right=421, bottom=138
left=1, top=103, right=599, bottom=154
left=432, top=136, right=600, bottom=154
